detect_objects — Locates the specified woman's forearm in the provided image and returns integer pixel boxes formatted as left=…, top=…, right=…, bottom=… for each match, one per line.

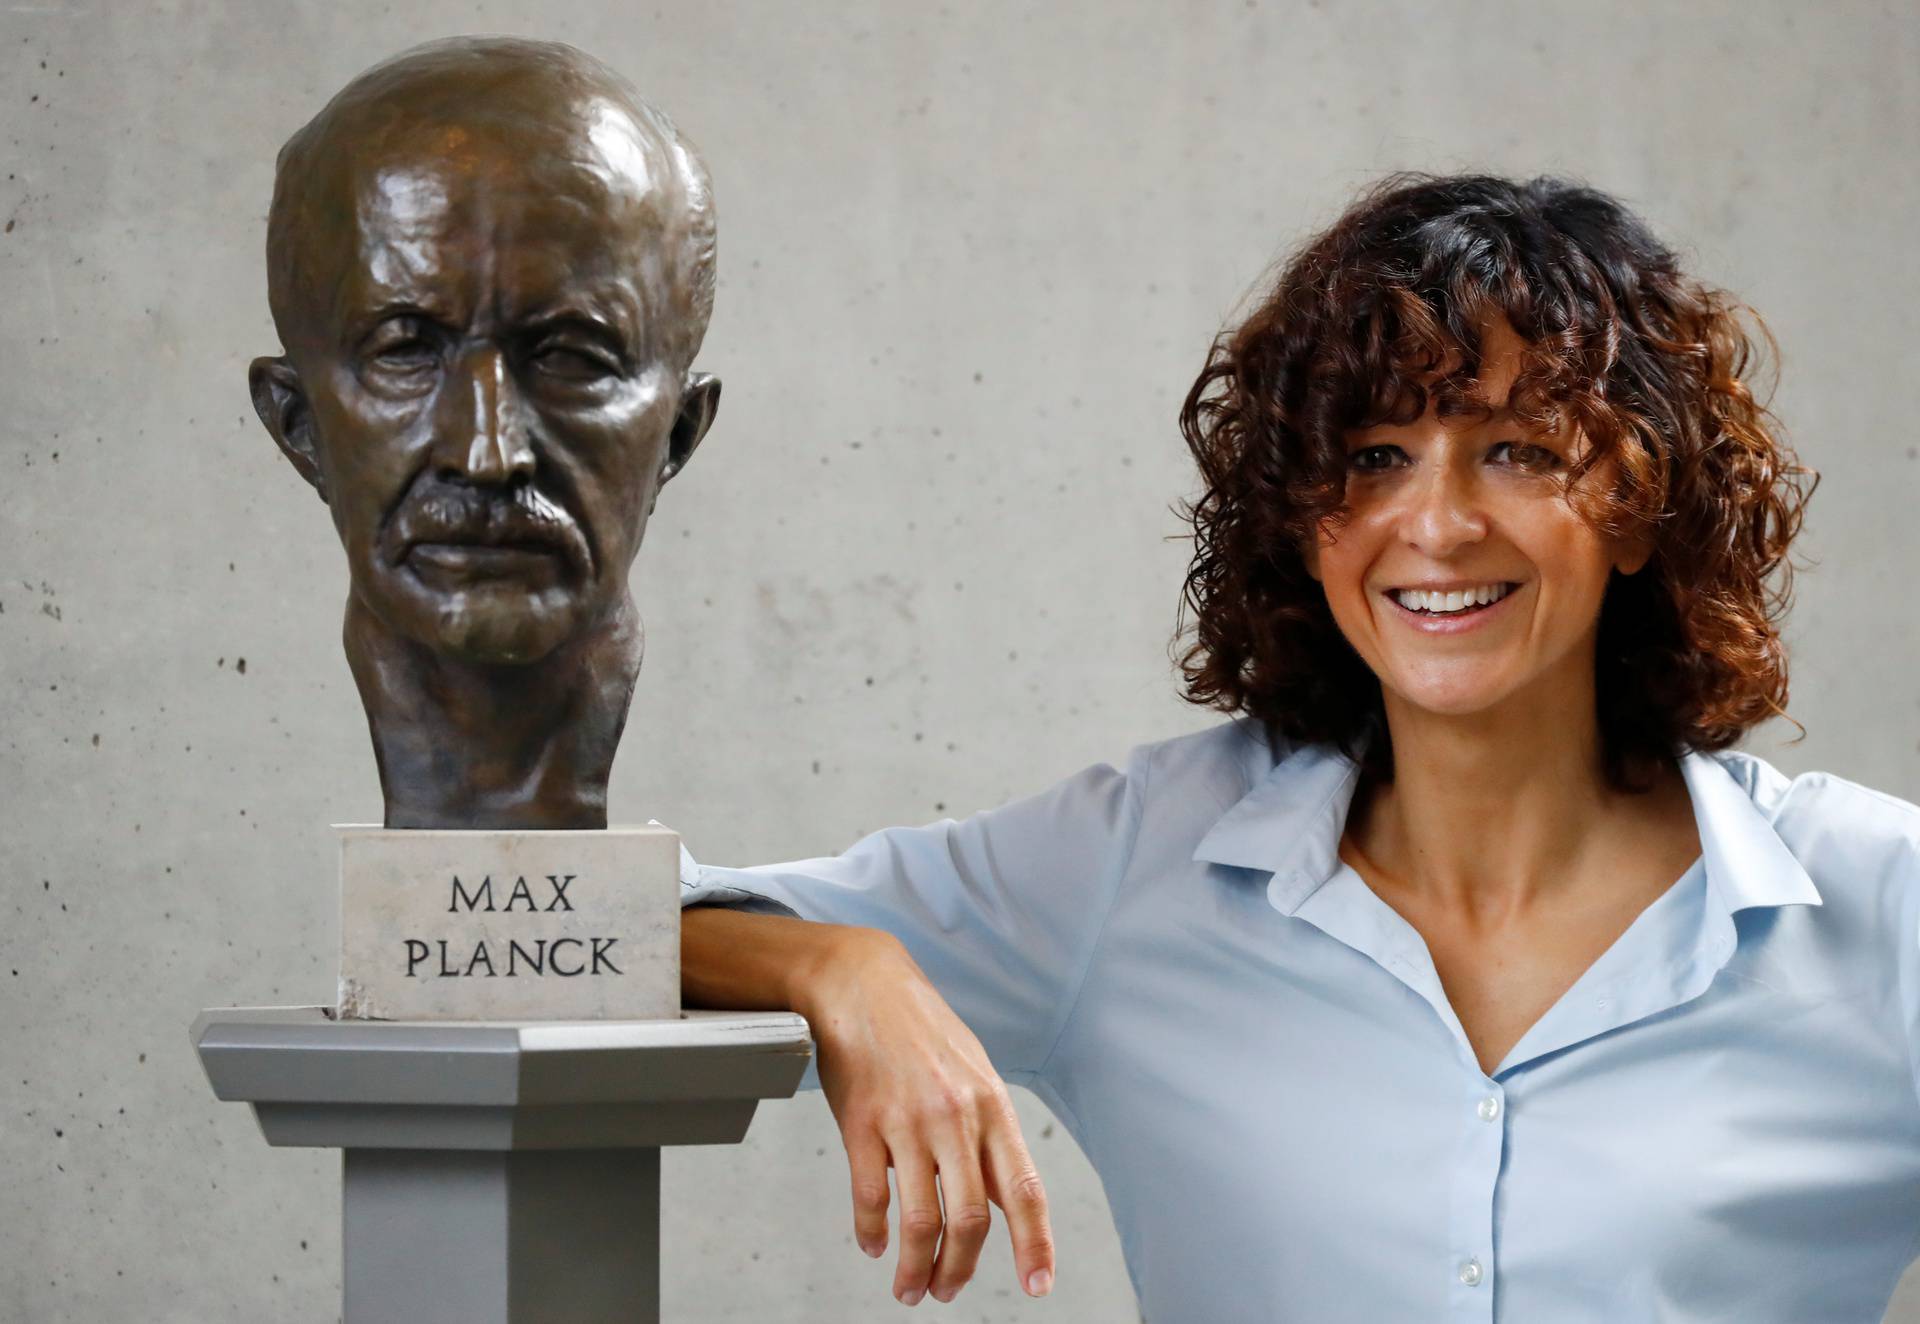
left=680, top=904, right=889, bottom=1018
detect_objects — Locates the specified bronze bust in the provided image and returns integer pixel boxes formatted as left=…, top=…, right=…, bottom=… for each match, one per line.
left=249, top=37, right=718, bottom=831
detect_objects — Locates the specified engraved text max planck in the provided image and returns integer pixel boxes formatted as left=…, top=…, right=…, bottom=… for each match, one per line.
left=400, top=873, right=624, bottom=978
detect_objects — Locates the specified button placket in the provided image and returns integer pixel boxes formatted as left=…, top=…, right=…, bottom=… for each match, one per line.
left=1448, top=1080, right=1503, bottom=1318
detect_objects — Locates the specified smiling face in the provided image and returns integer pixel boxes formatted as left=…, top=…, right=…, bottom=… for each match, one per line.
left=1308, top=319, right=1650, bottom=723
left=254, top=87, right=717, bottom=666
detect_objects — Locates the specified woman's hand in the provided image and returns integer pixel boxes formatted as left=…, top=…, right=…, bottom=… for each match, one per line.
left=794, top=927, right=1056, bottom=1307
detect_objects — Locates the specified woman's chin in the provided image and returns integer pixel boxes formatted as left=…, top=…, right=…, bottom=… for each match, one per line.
left=1381, top=668, right=1521, bottom=721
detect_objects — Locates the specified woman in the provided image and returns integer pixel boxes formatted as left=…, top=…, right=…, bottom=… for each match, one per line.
left=680, top=173, right=1920, bottom=1321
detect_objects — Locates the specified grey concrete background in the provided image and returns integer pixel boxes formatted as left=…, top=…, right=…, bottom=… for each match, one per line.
left=2, top=1, right=1915, bottom=1320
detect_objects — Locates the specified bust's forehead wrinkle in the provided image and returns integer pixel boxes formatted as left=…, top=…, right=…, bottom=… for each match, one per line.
left=358, top=164, right=461, bottom=271
left=329, top=153, right=662, bottom=357
left=323, top=162, right=470, bottom=343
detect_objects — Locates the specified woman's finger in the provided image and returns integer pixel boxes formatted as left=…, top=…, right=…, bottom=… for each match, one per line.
left=926, top=1134, right=993, bottom=1303
left=843, top=1126, right=892, bottom=1260
left=983, top=1108, right=1055, bottom=1297
left=889, top=1140, right=943, bottom=1306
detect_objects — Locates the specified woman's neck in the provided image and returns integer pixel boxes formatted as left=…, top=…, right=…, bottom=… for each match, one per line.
left=1346, top=659, right=1683, bottom=919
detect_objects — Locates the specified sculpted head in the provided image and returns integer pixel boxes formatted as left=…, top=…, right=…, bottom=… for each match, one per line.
left=250, top=36, right=719, bottom=667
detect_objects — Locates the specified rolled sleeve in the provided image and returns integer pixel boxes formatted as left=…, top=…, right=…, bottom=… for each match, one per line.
left=677, top=747, right=1148, bottom=1088
left=679, top=840, right=802, bottom=918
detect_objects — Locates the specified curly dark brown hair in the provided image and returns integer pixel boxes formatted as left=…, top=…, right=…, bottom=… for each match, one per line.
left=1175, top=172, right=1815, bottom=788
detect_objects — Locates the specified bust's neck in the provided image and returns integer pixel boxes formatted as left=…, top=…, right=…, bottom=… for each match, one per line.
left=342, top=594, right=642, bottom=830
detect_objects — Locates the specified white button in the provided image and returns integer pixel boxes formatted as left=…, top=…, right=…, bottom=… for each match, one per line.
left=1458, top=1258, right=1484, bottom=1287
left=1477, top=1095, right=1501, bottom=1122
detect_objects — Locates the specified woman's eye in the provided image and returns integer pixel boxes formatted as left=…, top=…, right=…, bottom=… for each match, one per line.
left=1348, top=445, right=1404, bottom=472
left=1490, top=440, right=1560, bottom=470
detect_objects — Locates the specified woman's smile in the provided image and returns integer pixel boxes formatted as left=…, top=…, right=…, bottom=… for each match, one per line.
left=1380, top=579, right=1524, bottom=634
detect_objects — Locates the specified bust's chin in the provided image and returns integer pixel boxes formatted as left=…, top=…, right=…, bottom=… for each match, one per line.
left=374, top=580, right=588, bottom=667
left=424, top=605, right=577, bottom=667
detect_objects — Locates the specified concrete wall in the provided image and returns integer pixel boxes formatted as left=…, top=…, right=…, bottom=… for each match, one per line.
left=2, top=2, right=1915, bottom=1320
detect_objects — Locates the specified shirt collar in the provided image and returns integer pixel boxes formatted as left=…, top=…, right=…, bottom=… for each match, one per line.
left=1677, top=749, right=1822, bottom=914
left=1191, top=742, right=1361, bottom=913
left=1192, top=741, right=1821, bottom=917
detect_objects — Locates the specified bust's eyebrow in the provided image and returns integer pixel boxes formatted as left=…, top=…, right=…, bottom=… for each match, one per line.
left=338, top=293, right=460, bottom=346
left=517, top=299, right=638, bottom=359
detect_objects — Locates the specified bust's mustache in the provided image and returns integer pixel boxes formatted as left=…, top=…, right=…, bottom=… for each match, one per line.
left=383, top=481, right=593, bottom=577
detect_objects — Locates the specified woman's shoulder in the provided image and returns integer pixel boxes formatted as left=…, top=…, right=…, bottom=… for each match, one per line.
left=1721, top=749, right=1920, bottom=836
left=1713, top=748, right=1920, bottom=894
left=1128, top=716, right=1294, bottom=802
left=1121, top=719, right=1365, bottom=864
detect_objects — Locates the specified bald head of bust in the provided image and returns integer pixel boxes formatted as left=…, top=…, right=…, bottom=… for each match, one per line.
left=247, top=37, right=723, bottom=828
left=264, top=36, right=715, bottom=367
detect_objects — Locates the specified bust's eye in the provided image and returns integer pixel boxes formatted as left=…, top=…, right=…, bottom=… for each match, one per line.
left=1348, top=445, right=1406, bottom=473
left=373, top=339, right=436, bottom=368
left=365, top=322, right=439, bottom=372
left=531, top=344, right=618, bottom=381
left=1489, top=440, right=1562, bottom=471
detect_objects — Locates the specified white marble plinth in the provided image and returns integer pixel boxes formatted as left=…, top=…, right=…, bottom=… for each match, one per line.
left=337, top=826, right=680, bottom=1022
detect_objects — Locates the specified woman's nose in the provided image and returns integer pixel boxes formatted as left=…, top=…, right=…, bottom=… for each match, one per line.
left=1401, top=460, right=1488, bottom=558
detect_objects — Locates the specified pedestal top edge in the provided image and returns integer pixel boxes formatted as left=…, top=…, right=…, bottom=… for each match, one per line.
left=193, top=1005, right=811, bottom=1052
left=192, top=1006, right=813, bottom=1109
left=331, top=824, right=680, bottom=837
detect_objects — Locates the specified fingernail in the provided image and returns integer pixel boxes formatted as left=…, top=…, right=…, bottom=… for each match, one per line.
left=1026, top=1269, right=1053, bottom=1297
left=900, top=1287, right=924, bottom=1306
left=859, top=1238, right=881, bottom=1258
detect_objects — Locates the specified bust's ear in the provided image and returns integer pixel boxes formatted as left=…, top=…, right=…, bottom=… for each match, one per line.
left=660, top=372, right=720, bottom=485
left=249, top=355, right=327, bottom=503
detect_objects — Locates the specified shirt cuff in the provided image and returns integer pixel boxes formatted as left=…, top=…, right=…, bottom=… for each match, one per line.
left=674, top=836, right=802, bottom=920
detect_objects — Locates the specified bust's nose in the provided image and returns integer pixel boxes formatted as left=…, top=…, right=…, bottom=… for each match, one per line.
left=433, top=345, right=536, bottom=485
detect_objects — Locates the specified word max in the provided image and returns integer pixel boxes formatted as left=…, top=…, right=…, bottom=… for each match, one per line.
left=448, top=874, right=576, bottom=913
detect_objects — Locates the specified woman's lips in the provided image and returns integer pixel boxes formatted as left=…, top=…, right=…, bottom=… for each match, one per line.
left=1379, top=581, right=1523, bottom=635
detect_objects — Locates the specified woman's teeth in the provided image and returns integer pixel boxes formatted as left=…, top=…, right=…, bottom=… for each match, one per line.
left=1391, top=583, right=1513, bottom=615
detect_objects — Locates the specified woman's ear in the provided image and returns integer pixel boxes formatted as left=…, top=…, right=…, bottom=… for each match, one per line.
left=1301, top=536, right=1322, bottom=582
left=1612, top=534, right=1654, bottom=576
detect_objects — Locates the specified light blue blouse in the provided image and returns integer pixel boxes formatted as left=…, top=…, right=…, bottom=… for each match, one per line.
left=679, top=718, right=1920, bottom=1322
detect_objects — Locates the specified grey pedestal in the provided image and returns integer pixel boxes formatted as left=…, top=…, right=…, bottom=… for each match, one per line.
left=193, top=1006, right=813, bottom=1323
